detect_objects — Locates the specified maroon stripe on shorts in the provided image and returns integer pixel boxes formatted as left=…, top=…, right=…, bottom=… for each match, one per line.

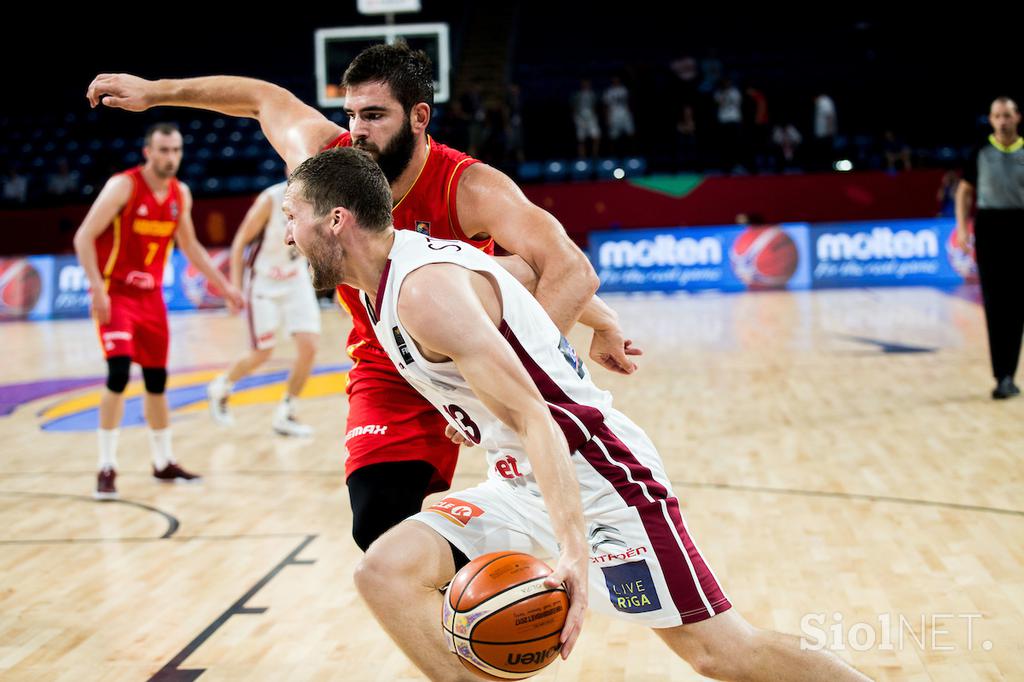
left=246, top=284, right=257, bottom=349
left=501, top=319, right=728, bottom=621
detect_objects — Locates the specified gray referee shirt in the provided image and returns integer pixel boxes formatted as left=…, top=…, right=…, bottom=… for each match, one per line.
left=963, top=136, right=1024, bottom=209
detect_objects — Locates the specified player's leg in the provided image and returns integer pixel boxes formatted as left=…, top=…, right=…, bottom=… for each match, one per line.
left=655, top=611, right=870, bottom=681
left=354, top=519, right=477, bottom=682
left=208, top=288, right=280, bottom=425
left=95, top=355, right=131, bottom=499
left=347, top=459, right=437, bottom=551
left=344, top=383, right=460, bottom=550
left=94, top=295, right=134, bottom=500
left=284, top=331, right=317, bottom=399
left=274, top=281, right=321, bottom=435
left=137, top=310, right=200, bottom=483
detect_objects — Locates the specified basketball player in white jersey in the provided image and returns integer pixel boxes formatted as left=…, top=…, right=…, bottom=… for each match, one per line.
left=207, top=181, right=320, bottom=437
left=283, top=148, right=870, bottom=681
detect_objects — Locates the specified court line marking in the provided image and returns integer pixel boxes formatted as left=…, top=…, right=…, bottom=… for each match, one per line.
left=0, top=490, right=179, bottom=537
left=148, top=534, right=317, bottom=682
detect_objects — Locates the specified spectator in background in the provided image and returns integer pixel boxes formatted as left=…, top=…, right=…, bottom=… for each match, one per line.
left=440, top=97, right=470, bottom=152
left=936, top=170, right=959, bottom=217
left=813, top=92, right=837, bottom=170
left=460, top=81, right=487, bottom=158
left=714, top=78, right=743, bottom=171
left=2, top=165, right=28, bottom=204
left=675, top=103, right=698, bottom=170
left=47, top=158, right=80, bottom=199
left=505, top=83, right=525, bottom=165
left=571, top=79, right=601, bottom=158
left=735, top=211, right=765, bottom=225
left=882, top=130, right=912, bottom=171
left=744, top=85, right=770, bottom=170
left=671, top=56, right=700, bottom=170
left=771, top=122, right=803, bottom=171
left=698, top=49, right=723, bottom=94
left=603, top=76, right=635, bottom=156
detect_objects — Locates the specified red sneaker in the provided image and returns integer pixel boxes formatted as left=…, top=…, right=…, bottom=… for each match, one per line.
left=152, top=462, right=203, bottom=484
left=94, top=468, right=118, bottom=500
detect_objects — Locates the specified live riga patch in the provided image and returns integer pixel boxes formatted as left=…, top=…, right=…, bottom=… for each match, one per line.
left=600, top=559, right=661, bottom=613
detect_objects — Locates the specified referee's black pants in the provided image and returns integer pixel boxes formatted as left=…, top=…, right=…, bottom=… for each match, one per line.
left=974, top=209, right=1024, bottom=381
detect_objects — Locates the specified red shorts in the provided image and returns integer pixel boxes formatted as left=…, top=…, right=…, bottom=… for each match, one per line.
left=344, top=371, right=459, bottom=494
left=96, top=290, right=169, bottom=367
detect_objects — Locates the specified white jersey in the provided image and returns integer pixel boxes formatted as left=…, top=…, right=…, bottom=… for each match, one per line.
left=248, top=182, right=307, bottom=289
left=370, top=230, right=633, bottom=492
left=372, top=230, right=732, bottom=630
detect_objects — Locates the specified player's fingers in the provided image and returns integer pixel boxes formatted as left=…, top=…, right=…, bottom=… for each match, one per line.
left=623, top=340, right=644, bottom=356
left=99, top=96, right=129, bottom=110
left=560, top=595, right=586, bottom=658
left=86, top=75, right=113, bottom=106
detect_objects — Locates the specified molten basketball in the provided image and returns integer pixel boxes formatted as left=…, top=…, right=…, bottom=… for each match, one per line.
left=729, top=226, right=799, bottom=289
left=442, top=551, right=568, bottom=680
left=0, top=258, right=42, bottom=318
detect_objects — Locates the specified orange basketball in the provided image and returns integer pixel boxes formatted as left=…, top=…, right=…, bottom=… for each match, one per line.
left=442, top=551, right=568, bottom=680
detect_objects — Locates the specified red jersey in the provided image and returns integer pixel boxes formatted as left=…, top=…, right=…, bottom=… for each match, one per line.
left=95, top=167, right=182, bottom=295
left=324, top=133, right=491, bottom=389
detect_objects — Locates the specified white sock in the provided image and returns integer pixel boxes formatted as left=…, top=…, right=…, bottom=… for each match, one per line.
left=213, top=373, right=234, bottom=394
left=98, top=428, right=119, bottom=470
left=148, top=428, right=175, bottom=470
left=281, top=394, right=295, bottom=415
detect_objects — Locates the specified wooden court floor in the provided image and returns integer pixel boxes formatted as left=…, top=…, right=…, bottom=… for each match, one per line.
left=1, top=285, right=1021, bottom=681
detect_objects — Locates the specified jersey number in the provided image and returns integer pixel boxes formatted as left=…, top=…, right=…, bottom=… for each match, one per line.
left=144, top=242, right=160, bottom=266
left=444, top=404, right=480, bottom=444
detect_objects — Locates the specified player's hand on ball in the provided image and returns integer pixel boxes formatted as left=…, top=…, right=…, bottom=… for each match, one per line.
left=544, top=550, right=588, bottom=659
left=86, top=74, right=155, bottom=111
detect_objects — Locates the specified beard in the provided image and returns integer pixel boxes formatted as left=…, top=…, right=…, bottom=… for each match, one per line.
left=304, top=227, right=346, bottom=290
left=354, top=117, right=415, bottom=184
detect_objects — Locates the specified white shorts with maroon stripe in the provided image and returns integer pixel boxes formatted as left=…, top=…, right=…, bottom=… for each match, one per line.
left=246, top=274, right=320, bottom=350
left=411, top=412, right=731, bottom=628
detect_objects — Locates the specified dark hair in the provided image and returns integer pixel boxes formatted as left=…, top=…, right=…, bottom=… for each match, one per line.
left=289, top=148, right=392, bottom=232
left=144, top=122, right=180, bottom=145
left=992, top=96, right=1019, bottom=113
left=342, top=41, right=434, bottom=112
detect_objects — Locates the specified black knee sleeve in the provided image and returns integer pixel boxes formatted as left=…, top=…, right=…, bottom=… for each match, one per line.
left=105, top=356, right=131, bottom=393
left=347, top=460, right=436, bottom=551
left=142, top=366, right=168, bottom=394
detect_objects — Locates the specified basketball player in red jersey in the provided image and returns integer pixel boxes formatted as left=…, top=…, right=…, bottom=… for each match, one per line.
left=86, top=44, right=640, bottom=547
left=73, top=123, right=244, bottom=499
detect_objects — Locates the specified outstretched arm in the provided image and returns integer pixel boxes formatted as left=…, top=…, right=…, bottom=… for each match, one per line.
left=87, top=73, right=343, bottom=170
left=175, top=184, right=244, bottom=311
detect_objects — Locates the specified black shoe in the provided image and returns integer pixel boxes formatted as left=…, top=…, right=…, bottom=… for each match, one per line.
left=992, top=376, right=1021, bottom=400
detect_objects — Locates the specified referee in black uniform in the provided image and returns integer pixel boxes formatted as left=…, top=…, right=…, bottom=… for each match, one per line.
left=956, top=96, right=1024, bottom=399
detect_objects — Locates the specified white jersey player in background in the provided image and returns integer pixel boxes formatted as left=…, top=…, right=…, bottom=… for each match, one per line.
left=207, top=181, right=321, bottom=437
left=281, top=147, right=870, bottom=681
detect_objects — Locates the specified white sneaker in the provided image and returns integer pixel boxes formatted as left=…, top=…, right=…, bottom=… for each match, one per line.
left=207, top=375, right=235, bottom=426
left=272, top=402, right=314, bottom=437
